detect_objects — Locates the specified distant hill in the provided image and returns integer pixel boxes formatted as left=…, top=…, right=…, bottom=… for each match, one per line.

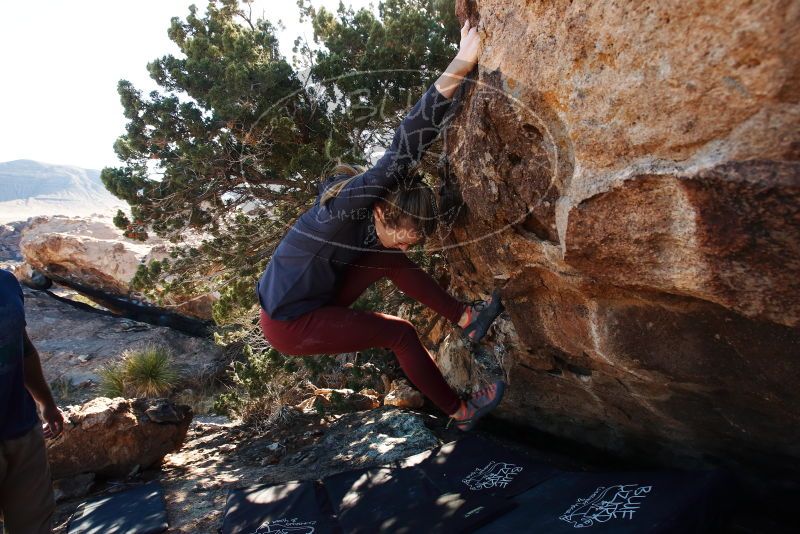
left=0, top=159, right=127, bottom=223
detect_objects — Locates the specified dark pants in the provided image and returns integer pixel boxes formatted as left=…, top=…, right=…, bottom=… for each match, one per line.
left=0, top=425, right=55, bottom=534
left=260, top=252, right=465, bottom=415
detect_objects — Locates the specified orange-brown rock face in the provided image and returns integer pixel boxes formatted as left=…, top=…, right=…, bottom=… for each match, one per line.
left=441, top=0, right=800, bottom=480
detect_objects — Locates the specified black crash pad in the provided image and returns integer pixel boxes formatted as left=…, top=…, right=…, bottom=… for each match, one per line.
left=323, top=465, right=514, bottom=533
left=221, top=437, right=732, bottom=533
left=475, top=469, right=733, bottom=533
left=222, top=480, right=340, bottom=534
left=67, top=481, right=168, bottom=534
left=401, top=434, right=561, bottom=498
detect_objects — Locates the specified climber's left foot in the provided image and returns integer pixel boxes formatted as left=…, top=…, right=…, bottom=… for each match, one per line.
left=447, top=380, right=506, bottom=432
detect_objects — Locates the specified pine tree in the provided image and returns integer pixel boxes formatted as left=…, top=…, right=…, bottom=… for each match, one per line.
left=101, top=0, right=459, bottom=325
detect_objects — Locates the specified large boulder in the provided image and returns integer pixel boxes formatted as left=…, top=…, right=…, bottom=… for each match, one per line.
left=436, top=0, right=800, bottom=483
left=20, top=215, right=164, bottom=294
left=18, top=215, right=216, bottom=319
left=47, top=397, right=192, bottom=479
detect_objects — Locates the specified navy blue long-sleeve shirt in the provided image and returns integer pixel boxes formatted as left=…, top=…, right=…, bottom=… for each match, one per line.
left=257, top=82, right=454, bottom=320
left=0, top=270, right=39, bottom=439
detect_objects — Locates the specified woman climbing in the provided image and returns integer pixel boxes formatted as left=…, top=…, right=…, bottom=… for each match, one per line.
left=256, top=20, right=505, bottom=431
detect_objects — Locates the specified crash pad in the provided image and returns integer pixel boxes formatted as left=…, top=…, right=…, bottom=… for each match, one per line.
left=323, top=465, right=514, bottom=533
left=222, top=480, right=339, bottom=534
left=402, top=434, right=561, bottom=498
left=474, top=469, right=733, bottom=533
left=67, top=481, right=168, bottom=534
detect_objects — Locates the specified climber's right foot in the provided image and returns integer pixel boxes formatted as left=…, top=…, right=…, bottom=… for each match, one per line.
left=460, top=289, right=505, bottom=344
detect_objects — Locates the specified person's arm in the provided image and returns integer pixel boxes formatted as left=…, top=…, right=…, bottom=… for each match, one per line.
left=434, top=20, right=481, bottom=99
left=23, top=330, right=64, bottom=439
left=326, top=20, right=481, bottom=214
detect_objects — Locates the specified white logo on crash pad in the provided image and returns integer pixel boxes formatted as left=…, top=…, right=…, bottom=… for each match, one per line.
left=560, top=484, right=652, bottom=528
left=462, top=461, right=523, bottom=490
left=254, top=517, right=316, bottom=533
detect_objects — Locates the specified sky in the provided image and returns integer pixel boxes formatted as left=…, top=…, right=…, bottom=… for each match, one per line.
left=0, top=0, right=376, bottom=170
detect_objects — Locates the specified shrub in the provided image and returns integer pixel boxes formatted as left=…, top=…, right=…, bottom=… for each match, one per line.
left=112, top=209, right=130, bottom=230
left=213, top=322, right=401, bottom=428
left=98, top=364, right=127, bottom=398
left=99, top=345, right=180, bottom=398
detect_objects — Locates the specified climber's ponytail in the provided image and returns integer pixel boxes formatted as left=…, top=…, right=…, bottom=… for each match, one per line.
left=320, top=163, right=366, bottom=206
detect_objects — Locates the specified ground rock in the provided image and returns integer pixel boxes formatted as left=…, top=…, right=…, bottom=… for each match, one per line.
left=47, top=397, right=192, bottom=479
left=0, top=220, right=25, bottom=262
left=52, top=473, right=95, bottom=503
left=383, top=378, right=425, bottom=409
left=14, top=262, right=52, bottom=290
left=296, top=388, right=380, bottom=414
left=282, top=407, right=439, bottom=472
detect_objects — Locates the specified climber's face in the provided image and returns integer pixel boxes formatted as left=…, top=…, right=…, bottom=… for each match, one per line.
left=373, top=203, right=422, bottom=251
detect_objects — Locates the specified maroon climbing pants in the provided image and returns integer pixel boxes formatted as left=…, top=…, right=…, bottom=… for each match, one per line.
left=259, top=251, right=465, bottom=416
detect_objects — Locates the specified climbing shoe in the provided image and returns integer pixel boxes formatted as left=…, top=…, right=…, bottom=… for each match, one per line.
left=460, top=289, right=505, bottom=344
left=448, top=380, right=506, bottom=432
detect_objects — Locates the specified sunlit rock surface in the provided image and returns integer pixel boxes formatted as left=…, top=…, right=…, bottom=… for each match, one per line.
left=47, top=397, right=192, bottom=479
left=19, top=215, right=216, bottom=319
left=435, top=0, right=800, bottom=482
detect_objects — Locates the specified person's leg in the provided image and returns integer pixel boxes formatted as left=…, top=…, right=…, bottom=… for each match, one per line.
left=0, top=425, right=55, bottom=534
left=0, top=437, right=5, bottom=531
left=260, top=307, right=462, bottom=416
left=332, top=251, right=466, bottom=323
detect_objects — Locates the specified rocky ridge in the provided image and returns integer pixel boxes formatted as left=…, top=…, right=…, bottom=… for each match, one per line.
left=0, top=159, right=126, bottom=224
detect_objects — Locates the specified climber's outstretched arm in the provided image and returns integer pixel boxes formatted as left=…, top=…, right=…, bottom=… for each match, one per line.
left=435, top=19, right=481, bottom=99
left=324, top=20, right=481, bottom=214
